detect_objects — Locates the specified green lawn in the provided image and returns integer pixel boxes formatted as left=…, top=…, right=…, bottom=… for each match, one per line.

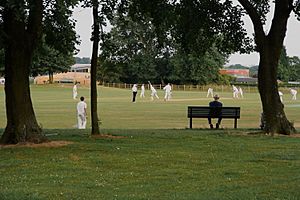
left=0, top=129, right=300, bottom=199
left=0, top=84, right=299, bottom=129
left=0, top=85, right=299, bottom=199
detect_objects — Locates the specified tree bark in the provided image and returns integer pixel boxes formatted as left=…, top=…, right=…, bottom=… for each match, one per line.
left=90, top=0, right=100, bottom=135
left=238, top=0, right=296, bottom=135
left=258, top=41, right=295, bottom=135
left=49, top=71, right=54, bottom=84
left=1, top=1, right=47, bottom=144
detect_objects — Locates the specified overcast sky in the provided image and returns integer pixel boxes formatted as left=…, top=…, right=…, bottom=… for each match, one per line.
left=73, top=6, right=300, bottom=67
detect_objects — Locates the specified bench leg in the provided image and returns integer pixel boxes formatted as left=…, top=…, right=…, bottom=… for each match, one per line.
left=189, top=118, right=193, bottom=129
left=234, top=118, right=237, bottom=129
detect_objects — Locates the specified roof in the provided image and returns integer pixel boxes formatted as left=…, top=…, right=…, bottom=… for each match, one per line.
left=70, top=64, right=91, bottom=70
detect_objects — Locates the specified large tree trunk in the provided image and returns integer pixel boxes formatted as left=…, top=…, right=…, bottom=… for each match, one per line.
left=1, top=1, right=47, bottom=144
left=238, top=0, right=296, bottom=135
left=90, top=1, right=100, bottom=135
left=258, top=42, right=295, bottom=135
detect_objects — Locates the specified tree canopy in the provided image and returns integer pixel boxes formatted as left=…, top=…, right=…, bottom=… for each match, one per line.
left=99, top=1, right=235, bottom=84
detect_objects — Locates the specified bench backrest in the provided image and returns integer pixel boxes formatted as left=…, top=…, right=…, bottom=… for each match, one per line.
left=188, top=106, right=240, bottom=118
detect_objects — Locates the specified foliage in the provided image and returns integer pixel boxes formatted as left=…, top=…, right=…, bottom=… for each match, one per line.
left=100, top=6, right=228, bottom=85
left=129, top=0, right=253, bottom=55
left=169, top=47, right=227, bottom=85
left=226, top=64, right=249, bottom=69
left=249, top=65, right=259, bottom=77
left=278, top=46, right=300, bottom=82
left=31, top=40, right=75, bottom=77
left=278, top=46, right=291, bottom=82
left=0, top=0, right=79, bottom=77
left=74, top=57, right=91, bottom=64
left=43, top=0, right=79, bottom=55
left=288, top=56, right=300, bottom=81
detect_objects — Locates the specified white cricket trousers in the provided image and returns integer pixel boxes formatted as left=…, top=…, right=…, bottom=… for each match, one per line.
left=78, top=114, right=86, bottom=129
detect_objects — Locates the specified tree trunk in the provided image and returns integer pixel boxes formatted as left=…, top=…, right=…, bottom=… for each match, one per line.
left=49, top=71, right=54, bottom=84
left=90, top=1, right=100, bottom=135
left=1, top=1, right=47, bottom=144
left=238, top=0, right=296, bottom=135
left=258, top=41, right=296, bottom=135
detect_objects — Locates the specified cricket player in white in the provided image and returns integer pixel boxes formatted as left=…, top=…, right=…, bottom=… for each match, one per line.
left=279, top=91, right=283, bottom=102
left=239, top=87, right=244, bottom=98
left=140, top=84, right=145, bottom=98
left=73, top=83, right=78, bottom=100
left=77, top=96, right=87, bottom=129
left=163, top=83, right=172, bottom=101
left=232, top=85, right=239, bottom=99
left=290, top=88, right=297, bottom=100
left=149, top=82, right=159, bottom=100
left=206, top=88, right=214, bottom=98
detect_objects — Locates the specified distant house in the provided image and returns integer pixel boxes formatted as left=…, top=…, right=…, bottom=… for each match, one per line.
left=219, top=69, right=250, bottom=78
left=34, top=64, right=91, bottom=85
left=70, top=64, right=91, bottom=73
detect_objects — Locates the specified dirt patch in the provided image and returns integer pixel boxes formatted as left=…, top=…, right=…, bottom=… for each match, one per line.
left=288, top=134, right=300, bottom=138
left=90, top=134, right=126, bottom=139
left=0, top=141, right=73, bottom=149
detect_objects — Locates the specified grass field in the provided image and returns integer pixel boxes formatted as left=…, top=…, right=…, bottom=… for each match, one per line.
left=0, top=129, right=300, bottom=199
left=0, top=85, right=299, bottom=199
left=0, top=84, right=299, bottom=129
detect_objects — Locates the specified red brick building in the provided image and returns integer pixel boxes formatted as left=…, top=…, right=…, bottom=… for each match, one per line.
left=219, top=69, right=250, bottom=77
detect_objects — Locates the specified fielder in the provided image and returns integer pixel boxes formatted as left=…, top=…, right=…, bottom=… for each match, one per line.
left=279, top=91, right=283, bottom=102
left=290, top=88, right=297, bottom=100
left=73, top=82, right=78, bottom=100
left=140, top=84, right=145, bottom=98
left=206, top=87, right=214, bottom=98
left=239, top=87, right=244, bottom=98
left=232, top=85, right=239, bottom=99
left=163, top=83, right=172, bottom=101
left=77, top=96, right=87, bottom=129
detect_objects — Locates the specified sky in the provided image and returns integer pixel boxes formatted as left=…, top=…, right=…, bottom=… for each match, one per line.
left=73, top=6, right=300, bottom=67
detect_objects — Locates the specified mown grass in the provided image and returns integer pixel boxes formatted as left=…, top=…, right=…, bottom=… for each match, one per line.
left=0, top=85, right=299, bottom=199
left=0, top=129, right=300, bottom=199
left=0, top=84, right=299, bottom=129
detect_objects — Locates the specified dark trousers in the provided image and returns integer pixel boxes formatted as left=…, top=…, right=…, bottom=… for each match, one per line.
left=208, top=117, right=222, bottom=125
left=132, top=92, right=137, bottom=102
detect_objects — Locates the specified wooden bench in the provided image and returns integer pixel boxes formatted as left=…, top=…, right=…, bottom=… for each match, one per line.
left=187, top=106, right=241, bottom=129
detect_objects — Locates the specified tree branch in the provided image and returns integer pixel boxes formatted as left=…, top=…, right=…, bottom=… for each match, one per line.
left=265, top=0, right=293, bottom=51
left=237, top=0, right=266, bottom=49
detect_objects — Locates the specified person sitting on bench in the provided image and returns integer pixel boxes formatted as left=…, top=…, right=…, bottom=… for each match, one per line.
left=208, top=94, right=223, bottom=129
